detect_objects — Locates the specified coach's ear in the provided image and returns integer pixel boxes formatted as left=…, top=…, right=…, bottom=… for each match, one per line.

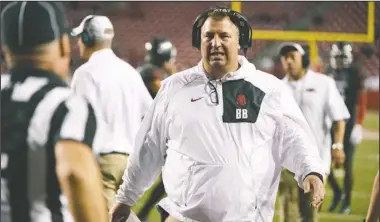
left=58, top=34, right=71, bottom=58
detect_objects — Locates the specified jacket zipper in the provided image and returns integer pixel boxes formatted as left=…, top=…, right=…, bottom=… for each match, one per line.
left=184, top=163, right=196, bottom=206
left=216, top=80, right=224, bottom=117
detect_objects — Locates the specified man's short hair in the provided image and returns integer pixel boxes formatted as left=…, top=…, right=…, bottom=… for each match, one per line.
left=208, top=8, right=230, bottom=20
left=205, top=8, right=240, bottom=35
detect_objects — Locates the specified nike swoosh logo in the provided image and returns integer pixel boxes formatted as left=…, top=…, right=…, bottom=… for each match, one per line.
left=191, top=97, right=203, bottom=102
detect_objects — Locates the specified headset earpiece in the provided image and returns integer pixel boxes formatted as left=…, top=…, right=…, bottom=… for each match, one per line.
left=192, top=10, right=210, bottom=49
left=81, top=17, right=95, bottom=48
left=301, top=45, right=310, bottom=68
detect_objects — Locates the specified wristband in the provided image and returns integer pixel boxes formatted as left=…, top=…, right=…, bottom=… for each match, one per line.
left=332, top=143, right=344, bottom=150
left=304, top=172, right=324, bottom=183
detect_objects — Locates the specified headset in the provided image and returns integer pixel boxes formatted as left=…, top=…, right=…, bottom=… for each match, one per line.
left=192, top=7, right=253, bottom=54
left=301, top=44, right=310, bottom=69
left=81, top=16, right=96, bottom=48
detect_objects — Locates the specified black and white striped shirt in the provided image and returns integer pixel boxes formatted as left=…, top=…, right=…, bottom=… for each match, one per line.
left=1, top=67, right=97, bottom=222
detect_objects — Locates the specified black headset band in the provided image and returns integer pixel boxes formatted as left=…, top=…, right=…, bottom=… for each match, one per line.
left=81, top=16, right=96, bottom=47
left=192, top=7, right=252, bottom=50
left=193, top=8, right=247, bottom=30
left=82, top=16, right=95, bottom=35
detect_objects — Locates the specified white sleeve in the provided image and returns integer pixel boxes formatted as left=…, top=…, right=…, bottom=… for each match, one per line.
left=1, top=74, right=11, bottom=90
left=277, top=83, right=325, bottom=188
left=116, top=81, right=170, bottom=206
left=325, top=77, right=351, bottom=121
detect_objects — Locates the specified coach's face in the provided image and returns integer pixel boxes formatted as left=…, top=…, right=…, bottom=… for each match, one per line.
left=281, top=49, right=303, bottom=78
left=201, top=16, right=240, bottom=74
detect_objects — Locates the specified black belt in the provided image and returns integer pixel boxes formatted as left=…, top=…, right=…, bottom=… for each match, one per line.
left=98, top=151, right=128, bottom=156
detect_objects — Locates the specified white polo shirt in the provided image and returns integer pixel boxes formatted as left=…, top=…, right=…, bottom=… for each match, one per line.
left=283, top=70, right=350, bottom=174
left=71, top=49, right=153, bottom=154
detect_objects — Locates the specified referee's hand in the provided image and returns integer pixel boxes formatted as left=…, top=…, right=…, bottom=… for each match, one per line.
left=303, top=175, right=325, bottom=209
left=110, top=203, right=131, bottom=222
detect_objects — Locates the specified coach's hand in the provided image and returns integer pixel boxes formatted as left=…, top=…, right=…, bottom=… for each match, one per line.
left=332, top=149, right=346, bottom=167
left=110, top=203, right=131, bottom=222
left=303, top=175, right=325, bottom=209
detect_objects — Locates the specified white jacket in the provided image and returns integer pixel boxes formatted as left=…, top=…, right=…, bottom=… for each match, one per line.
left=116, top=56, right=324, bottom=222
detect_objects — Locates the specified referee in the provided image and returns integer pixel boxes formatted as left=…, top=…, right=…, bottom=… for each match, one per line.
left=1, top=2, right=107, bottom=222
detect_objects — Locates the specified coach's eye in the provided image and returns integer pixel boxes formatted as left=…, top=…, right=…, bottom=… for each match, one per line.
left=204, top=33, right=214, bottom=39
left=220, top=34, right=229, bottom=39
left=205, top=35, right=213, bottom=41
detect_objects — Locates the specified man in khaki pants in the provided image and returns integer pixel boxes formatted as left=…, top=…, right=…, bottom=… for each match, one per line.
left=98, top=153, right=129, bottom=210
left=70, top=15, right=152, bottom=210
left=278, top=42, right=349, bottom=222
left=279, top=169, right=302, bottom=222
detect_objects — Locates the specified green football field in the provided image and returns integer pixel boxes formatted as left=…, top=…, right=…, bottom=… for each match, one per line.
left=132, top=111, right=379, bottom=222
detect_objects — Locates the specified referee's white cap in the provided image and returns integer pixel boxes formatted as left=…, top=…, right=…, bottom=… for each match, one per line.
left=71, top=15, right=114, bottom=40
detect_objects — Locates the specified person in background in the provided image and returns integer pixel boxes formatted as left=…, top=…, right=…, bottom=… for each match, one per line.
left=70, top=14, right=152, bottom=211
left=135, top=36, right=177, bottom=221
left=325, top=42, right=368, bottom=214
left=137, top=37, right=177, bottom=98
left=278, top=42, right=350, bottom=222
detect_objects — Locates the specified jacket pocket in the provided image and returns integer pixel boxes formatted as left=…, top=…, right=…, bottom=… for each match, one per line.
left=184, top=164, right=246, bottom=212
left=162, top=149, right=198, bottom=207
left=183, top=162, right=225, bottom=207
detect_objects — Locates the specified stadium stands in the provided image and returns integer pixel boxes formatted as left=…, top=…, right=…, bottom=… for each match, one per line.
left=67, top=2, right=317, bottom=68
left=311, top=2, right=379, bottom=76
left=66, top=2, right=378, bottom=75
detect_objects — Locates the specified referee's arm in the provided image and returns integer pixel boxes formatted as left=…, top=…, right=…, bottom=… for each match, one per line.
left=54, top=95, right=108, bottom=222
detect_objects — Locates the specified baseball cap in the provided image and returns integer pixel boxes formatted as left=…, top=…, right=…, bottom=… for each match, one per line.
left=278, top=42, right=306, bottom=56
left=71, top=15, right=114, bottom=40
left=1, top=2, right=70, bottom=53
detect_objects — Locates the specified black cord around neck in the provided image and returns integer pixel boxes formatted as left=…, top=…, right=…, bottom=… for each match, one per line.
left=207, top=79, right=219, bottom=105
